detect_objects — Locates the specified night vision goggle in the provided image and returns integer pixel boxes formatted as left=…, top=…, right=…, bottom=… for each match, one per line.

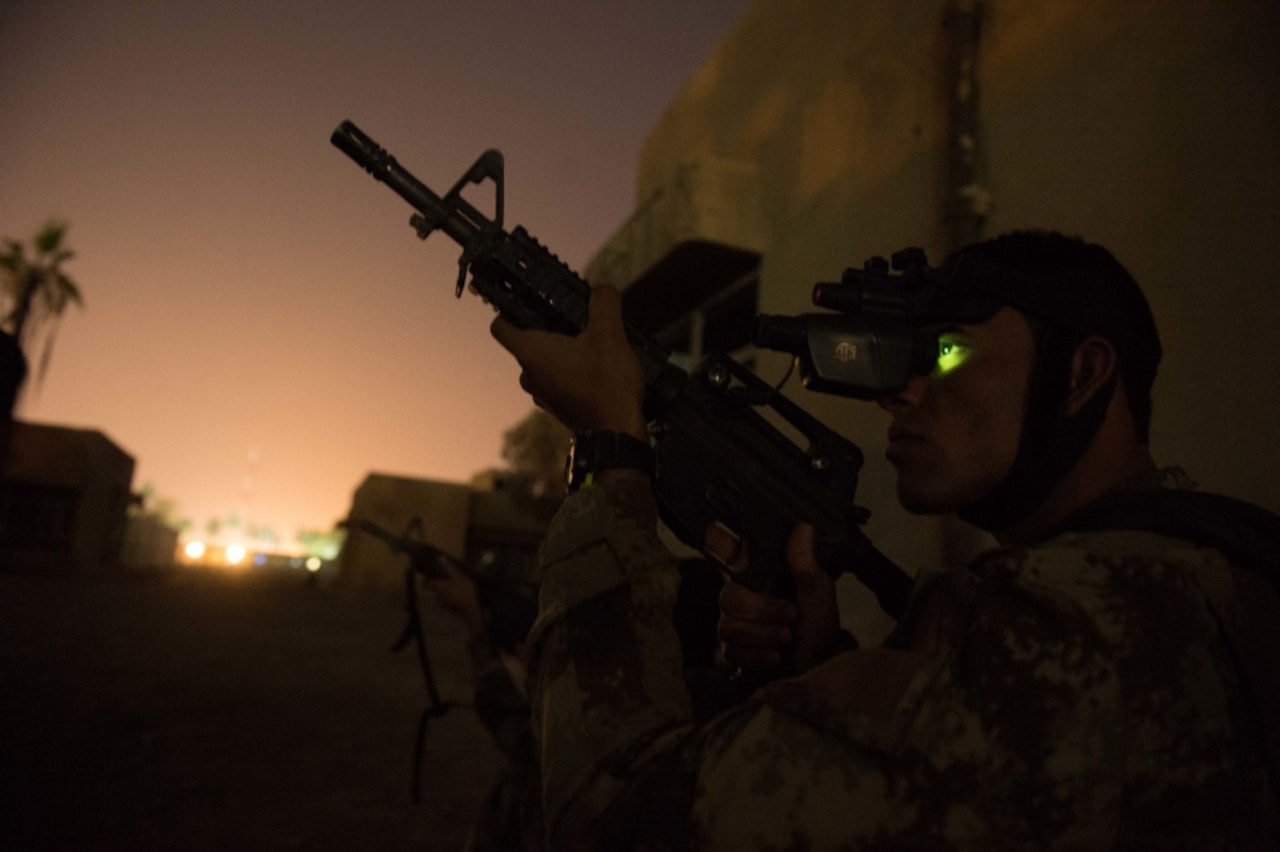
left=754, top=247, right=1014, bottom=400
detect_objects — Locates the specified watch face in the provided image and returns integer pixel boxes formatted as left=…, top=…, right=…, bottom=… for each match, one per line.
left=566, top=434, right=594, bottom=492
left=565, top=432, right=654, bottom=492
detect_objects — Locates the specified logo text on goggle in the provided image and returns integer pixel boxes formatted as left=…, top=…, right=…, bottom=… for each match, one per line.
left=834, top=341, right=859, bottom=363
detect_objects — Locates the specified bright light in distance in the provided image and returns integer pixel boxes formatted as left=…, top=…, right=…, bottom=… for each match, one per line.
left=184, top=541, right=206, bottom=560
left=305, top=557, right=322, bottom=573
left=226, top=544, right=247, bottom=565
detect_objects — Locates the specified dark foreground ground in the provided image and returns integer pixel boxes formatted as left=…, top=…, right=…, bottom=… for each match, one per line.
left=0, top=567, right=504, bottom=851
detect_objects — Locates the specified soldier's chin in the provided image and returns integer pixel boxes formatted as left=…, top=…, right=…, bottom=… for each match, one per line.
left=895, top=485, right=955, bottom=516
left=896, top=474, right=996, bottom=516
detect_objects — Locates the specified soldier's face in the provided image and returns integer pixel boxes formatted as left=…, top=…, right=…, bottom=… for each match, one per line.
left=877, top=307, right=1035, bottom=514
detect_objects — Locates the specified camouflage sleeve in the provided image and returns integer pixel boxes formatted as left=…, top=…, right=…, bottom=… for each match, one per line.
left=525, top=475, right=973, bottom=849
left=528, top=485, right=1275, bottom=848
left=525, top=477, right=695, bottom=844
left=525, top=475, right=972, bottom=848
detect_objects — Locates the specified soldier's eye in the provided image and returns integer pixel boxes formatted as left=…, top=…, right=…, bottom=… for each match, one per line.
left=935, top=339, right=969, bottom=375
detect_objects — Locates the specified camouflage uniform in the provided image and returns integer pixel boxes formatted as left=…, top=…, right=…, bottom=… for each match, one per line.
left=526, top=473, right=1279, bottom=849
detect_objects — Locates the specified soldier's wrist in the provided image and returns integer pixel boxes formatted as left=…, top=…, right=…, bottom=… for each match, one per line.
left=565, top=430, right=654, bottom=493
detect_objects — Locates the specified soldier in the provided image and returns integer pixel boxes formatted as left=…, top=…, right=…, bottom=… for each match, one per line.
left=492, top=230, right=1279, bottom=848
left=419, top=554, right=543, bottom=852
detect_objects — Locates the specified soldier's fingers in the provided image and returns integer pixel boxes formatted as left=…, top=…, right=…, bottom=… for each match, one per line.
left=489, top=314, right=524, bottom=353
left=719, top=580, right=796, bottom=624
left=718, top=614, right=792, bottom=650
left=518, top=370, right=539, bottom=398
left=489, top=315, right=558, bottom=367
left=721, top=641, right=782, bottom=670
left=586, top=283, right=624, bottom=330
left=705, top=522, right=749, bottom=574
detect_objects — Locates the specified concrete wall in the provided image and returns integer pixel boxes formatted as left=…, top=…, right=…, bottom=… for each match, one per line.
left=337, top=470, right=559, bottom=593
left=121, top=515, right=181, bottom=571
left=0, top=421, right=135, bottom=572
left=588, top=0, right=1280, bottom=638
left=337, top=473, right=473, bottom=592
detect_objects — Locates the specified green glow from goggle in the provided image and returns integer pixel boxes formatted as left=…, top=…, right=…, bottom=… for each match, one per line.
left=934, top=339, right=969, bottom=375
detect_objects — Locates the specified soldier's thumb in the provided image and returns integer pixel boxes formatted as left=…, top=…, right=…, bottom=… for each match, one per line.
left=787, top=523, right=823, bottom=592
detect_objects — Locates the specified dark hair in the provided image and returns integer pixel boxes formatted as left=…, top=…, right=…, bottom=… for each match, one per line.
left=948, top=230, right=1162, bottom=442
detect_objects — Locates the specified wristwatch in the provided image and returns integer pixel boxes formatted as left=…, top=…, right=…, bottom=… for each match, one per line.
left=565, top=431, right=655, bottom=493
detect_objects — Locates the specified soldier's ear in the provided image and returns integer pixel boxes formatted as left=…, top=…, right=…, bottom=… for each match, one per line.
left=1066, top=336, right=1117, bottom=416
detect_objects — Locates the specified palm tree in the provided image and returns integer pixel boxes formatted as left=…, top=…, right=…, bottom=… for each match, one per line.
left=0, top=219, right=85, bottom=397
left=501, top=407, right=572, bottom=498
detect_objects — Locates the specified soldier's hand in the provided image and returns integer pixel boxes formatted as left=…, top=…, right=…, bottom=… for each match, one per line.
left=710, top=522, right=841, bottom=674
left=490, top=283, right=647, bottom=440
left=422, top=556, right=486, bottom=640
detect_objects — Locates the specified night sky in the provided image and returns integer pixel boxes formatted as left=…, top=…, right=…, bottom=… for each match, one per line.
left=0, top=0, right=750, bottom=545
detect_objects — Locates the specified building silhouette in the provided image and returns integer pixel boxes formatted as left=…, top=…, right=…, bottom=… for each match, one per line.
left=337, top=469, right=559, bottom=594
left=0, top=422, right=134, bottom=573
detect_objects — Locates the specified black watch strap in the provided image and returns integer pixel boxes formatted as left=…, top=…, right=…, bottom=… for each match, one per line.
left=566, top=431, right=654, bottom=492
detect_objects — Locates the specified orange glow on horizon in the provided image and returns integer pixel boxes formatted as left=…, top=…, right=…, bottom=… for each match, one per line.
left=0, top=2, right=750, bottom=541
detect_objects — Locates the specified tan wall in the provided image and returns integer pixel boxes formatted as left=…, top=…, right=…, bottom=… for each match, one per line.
left=121, top=515, right=180, bottom=571
left=597, top=0, right=1280, bottom=636
left=976, top=1, right=1280, bottom=515
left=338, top=473, right=473, bottom=592
left=0, top=421, right=135, bottom=572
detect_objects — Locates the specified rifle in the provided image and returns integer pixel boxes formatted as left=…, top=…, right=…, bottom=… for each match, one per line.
left=345, top=516, right=459, bottom=802
left=331, top=121, right=913, bottom=619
